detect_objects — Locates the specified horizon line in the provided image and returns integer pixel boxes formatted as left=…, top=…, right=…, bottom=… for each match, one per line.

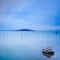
left=0, top=26, right=60, bottom=31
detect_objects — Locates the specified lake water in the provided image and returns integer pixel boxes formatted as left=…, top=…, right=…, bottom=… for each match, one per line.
left=0, top=31, right=60, bottom=60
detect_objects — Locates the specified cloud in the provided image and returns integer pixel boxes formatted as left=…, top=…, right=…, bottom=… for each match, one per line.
left=0, top=0, right=31, bottom=13
left=0, top=0, right=60, bottom=30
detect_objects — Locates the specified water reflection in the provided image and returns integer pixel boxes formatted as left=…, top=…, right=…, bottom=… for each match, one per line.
left=0, top=31, right=60, bottom=60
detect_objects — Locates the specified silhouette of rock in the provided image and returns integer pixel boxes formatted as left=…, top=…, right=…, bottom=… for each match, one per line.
left=56, top=31, right=58, bottom=34
left=14, top=29, right=35, bottom=31
left=42, top=47, right=54, bottom=58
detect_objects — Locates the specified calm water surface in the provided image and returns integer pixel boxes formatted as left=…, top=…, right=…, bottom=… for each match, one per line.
left=0, top=31, right=60, bottom=60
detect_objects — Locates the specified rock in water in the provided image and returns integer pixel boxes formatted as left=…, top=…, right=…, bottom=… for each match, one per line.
left=42, top=47, right=54, bottom=58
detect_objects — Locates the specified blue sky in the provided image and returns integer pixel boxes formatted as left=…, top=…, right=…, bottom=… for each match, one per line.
left=0, top=0, right=60, bottom=30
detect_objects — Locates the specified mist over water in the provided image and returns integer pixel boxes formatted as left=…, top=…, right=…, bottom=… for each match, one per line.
left=0, top=31, right=60, bottom=60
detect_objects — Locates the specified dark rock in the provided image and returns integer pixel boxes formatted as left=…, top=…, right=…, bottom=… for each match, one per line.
left=42, top=47, right=54, bottom=58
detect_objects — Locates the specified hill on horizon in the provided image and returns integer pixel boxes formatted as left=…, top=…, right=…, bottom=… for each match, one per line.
left=14, top=29, right=35, bottom=31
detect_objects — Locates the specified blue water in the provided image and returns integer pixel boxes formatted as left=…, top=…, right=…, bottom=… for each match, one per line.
left=0, top=31, right=60, bottom=60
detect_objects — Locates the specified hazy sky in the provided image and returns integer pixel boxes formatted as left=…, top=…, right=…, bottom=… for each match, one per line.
left=0, top=0, right=60, bottom=30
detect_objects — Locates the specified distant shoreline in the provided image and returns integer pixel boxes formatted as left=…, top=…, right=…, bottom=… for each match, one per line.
left=0, top=28, right=60, bottom=32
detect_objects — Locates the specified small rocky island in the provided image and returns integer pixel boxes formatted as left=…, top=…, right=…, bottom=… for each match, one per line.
left=14, top=29, right=35, bottom=31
